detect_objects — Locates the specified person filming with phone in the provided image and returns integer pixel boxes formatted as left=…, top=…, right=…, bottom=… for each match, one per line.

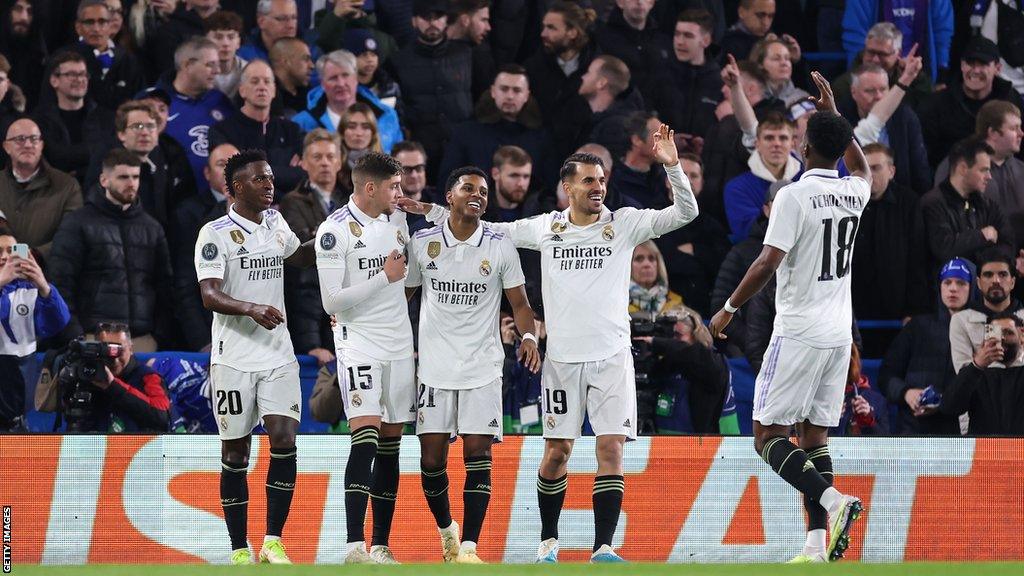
left=0, top=227, right=70, bottom=431
left=949, top=249, right=1024, bottom=375
left=941, top=311, right=1024, bottom=435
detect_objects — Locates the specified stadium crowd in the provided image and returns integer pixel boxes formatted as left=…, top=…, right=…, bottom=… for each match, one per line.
left=1, top=0, right=1024, bottom=436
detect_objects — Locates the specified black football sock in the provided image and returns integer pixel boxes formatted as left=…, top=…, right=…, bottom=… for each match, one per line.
left=760, top=437, right=832, bottom=501
left=345, top=426, right=379, bottom=543
left=421, top=464, right=453, bottom=528
left=370, top=436, right=401, bottom=546
left=220, top=458, right=249, bottom=551
left=537, top=473, right=568, bottom=541
left=804, top=445, right=833, bottom=532
left=265, top=446, right=296, bottom=538
left=592, top=475, right=625, bottom=551
left=462, top=455, right=492, bottom=544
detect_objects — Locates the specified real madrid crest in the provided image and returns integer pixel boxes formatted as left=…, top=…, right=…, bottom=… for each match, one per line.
left=351, top=393, right=362, bottom=407
left=349, top=221, right=362, bottom=237
left=275, top=231, right=286, bottom=249
left=418, top=412, right=425, bottom=424
left=479, top=259, right=491, bottom=276
left=230, top=230, right=244, bottom=245
left=602, top=224, right=615, bottom=241
left=427, top=241, right=441, bottom=259
left=546, top=415, right=556, bottom=430
left=396, top=230, right=406, bottom=246
left=551, top=220, right=568, bottom=233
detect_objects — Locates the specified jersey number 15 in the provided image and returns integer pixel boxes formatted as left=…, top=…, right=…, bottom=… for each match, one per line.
left=817, top=216, right=859, bottom=282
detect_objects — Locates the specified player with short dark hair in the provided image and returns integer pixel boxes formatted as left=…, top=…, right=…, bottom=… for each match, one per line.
left=314, top=151, right=415, bottom=564
left=194, top=149, right=315, bottom=565
left=710, top=72, right=871, bottom=564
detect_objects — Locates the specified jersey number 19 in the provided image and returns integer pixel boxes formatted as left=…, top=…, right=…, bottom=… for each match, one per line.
left=817, top=216, right=859, bottom=282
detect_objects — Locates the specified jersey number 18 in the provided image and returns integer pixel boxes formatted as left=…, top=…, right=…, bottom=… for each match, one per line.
left=817, top=216, right=859, bottom=282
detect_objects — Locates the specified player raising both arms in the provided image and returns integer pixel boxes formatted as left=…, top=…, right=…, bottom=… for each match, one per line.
left=403, top=124, right=696, bottom=563
left=315, top=153, right=413, bottom=564
left=405, top=167, right=541, bottom=563
left=194, top=150, right=315, bottom=565
left=709, top=72, right=870, bottom=563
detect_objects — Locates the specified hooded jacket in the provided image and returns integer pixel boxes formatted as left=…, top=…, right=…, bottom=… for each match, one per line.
left=291, top=84, right=403, bottom=153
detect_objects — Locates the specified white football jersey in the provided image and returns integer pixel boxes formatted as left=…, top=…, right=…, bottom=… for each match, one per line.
left=315, top=199, right=414, bottom=360
left=763, top=168, right=870, bottom=348
left=194, top=206, right=301, bottom=372
left=406, top=220, right=526, bottom=390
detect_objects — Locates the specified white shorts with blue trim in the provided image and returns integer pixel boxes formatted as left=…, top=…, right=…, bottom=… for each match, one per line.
left=752, top=336, right=850, bottom=428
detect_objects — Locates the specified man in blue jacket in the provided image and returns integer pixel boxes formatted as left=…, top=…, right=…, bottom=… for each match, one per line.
left=842, top=0, right=953, bottom=83
left=0, top=228, right=70, bottom=431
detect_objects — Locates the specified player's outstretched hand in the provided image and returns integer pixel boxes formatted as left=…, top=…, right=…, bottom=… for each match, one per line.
left=708, top=309, right=732, bottom=340
left=248, top=303, right=285, bottom=329
left=810, top=71, right=839, bottom=115
left=382, top=249, right=407, bottom=283
left=518, top=338, right=542, bottom=373
left=397, top=196, right=431, bottom=215
left=652, top=124, right=679, bottom=166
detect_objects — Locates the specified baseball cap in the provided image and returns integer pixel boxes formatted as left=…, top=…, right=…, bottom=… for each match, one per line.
left=413, top=0, right=449, bottom=18
left=940, top=258, right=973, bottom=283
left=343, top=29, right=379, bottom=56
left=134, top=86, right=172, bottom=105
left=962, top=37, right=1000, bottom=64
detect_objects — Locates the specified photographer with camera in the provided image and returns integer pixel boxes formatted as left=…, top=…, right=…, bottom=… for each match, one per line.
left=631, top=305, right=731, bottom=434
left=54, top=322, right=171, bottom=432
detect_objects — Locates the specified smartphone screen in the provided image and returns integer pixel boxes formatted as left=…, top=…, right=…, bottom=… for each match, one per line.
left=12, top=243, right=29, bottom=260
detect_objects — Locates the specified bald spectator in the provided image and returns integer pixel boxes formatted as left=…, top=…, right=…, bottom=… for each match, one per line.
left=33, top=50, right=114, bottom=182
left=594, top=0, right=670, bottom=105
left=447, top=0, right=496, bottom=100
left=147, top=0, right=220, bottom=77
left=67, top=0, right=145, bottom=110
left=269, top=37, right=313, bottom=117
left=210, top=60, right=305, bottom=195
left=238, top=0, right=322, bottom=67
left=155, top=36, right=235, bottom=191
left=205, top=10, right=248, bottom=100
left=0, top=118, right=82, bottom=258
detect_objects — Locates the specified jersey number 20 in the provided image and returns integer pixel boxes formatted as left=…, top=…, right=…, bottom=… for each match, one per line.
left=817, top=216, right=859, bottom=282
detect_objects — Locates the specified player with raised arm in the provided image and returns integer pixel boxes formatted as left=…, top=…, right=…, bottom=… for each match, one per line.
left=405, top=167, right=542, bottom=564
left=709, top=72, right=871, bottom=563
left=314, top=152, right=413, bottom=564
left=194, top=149, right=316, bottom=565
left=402, top=125, right=697, bottom=563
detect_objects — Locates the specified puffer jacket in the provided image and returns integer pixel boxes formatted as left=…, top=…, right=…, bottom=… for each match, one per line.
left=48, top=191, right=173, bottom=339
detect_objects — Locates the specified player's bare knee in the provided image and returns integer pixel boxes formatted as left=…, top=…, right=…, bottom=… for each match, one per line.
left=542, top=440, right=572, bottom=469
left=463, top=437, right=492, bottom=461
left=221, top=439, right=250, bottom=467
left=595, top=437, right=624, bottom=468
left=420, top=451, right=446, bottom=471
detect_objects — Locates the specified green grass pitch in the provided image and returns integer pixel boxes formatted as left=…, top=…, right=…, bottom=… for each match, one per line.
left=12, top=563, right=1024, bottom=576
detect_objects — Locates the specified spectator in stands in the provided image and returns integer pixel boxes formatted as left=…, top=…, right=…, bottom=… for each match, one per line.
left=125, top=0, right=178, bottom=58
left=654, top=153, right=729, bottom=316
left=604, top=111, right=666, bottom=210
left=337, top=101, right=384, bottom=195
left=314, top=0, right=398, bottom=64
left=841, top=0, right=952, bottom=83
left=437, top=65, right=547, bottom=191
left=69, top=321, right=172, bottom=432
left=880, top=258, right=968, bottom=435
left=749, top=36, right=808, bottom=106
left=574, top=55, right=645, bottom=163
left=346, top=28, right=401, bottom=112
left=146, top=0, right=218, bottom=77
left=68, top=0, right=145, bottom=110
left=390, top=0, right=474, bottom=174
left=723, top=111, right=800, bottom=241
left=629, top=241, right=684, bottom=314
left=918, top=37, right=1024, bottom=168
left=942, top=310, right=1024, bottom=434
left=648, top=9, right=722, bottom=148
left=447, top=0, right=496, bottom=100
left=280, top=129, right=346, bottom=367
left=393, top=140, right=436, bottom=233
left=920, top=138, right=1014, bottom=283
left=483, top=145, right=548, bottom=223
left=0, top=118, right=82, bottom=258
left=0, top=55, right=22, bottom=137
left=171, top=142, right=237, bottom=352
left=594, top=0, right=669, bottom=105
left=851, top=143, right=928, bottom=321
left=205, top=10, right=247, bottom=100
left=293, top=50, right=402, bottom=152
left=950, top=249, right=1024, bottom=373
left=831, top=22, right=934, bottom=112
left=834, top=344, right=889, bottom=435
left=238, top=0, right=320, bottom=65
left=269, top=37, right=314, bottom=117
left=49, top=149, right=173, bottom=351
left=131, top=88, right=198, bottom=211
left=721, top=0, right=794, bottom=63
left=33, top=51, right=114, bottom=182
left=524, top=2, right=599, bottom=143
left=210, top=60, right=305, bottom=196
left=838, top=61, right=932, bottom=195
left=936, top=101, right=1024, bottom=230
left=0, top=227, right=71, bottom=431
left=711, top=179, right=782, bottom=350
left=156, top=36, right=235, bottom=191
left=0, top=0, right=48, bottom=110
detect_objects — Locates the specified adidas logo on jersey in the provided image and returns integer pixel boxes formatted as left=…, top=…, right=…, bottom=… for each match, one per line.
left=290, top=404, right=300, bottom=413
left=353, top=240, right=366, bottom=249
left=236, top=246, right=249, bottom=255
left=426, top=261, right=437, bottom=270
left=551, top=234, right=563, bottom=242
left=622, top=419, right=631, bottom=428
left=488, top=418, right=499, bottom=428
